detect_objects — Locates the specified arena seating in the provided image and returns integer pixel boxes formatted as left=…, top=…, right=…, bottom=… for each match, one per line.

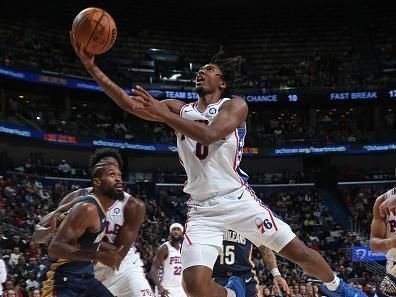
left=1, top=0, right=395, bottom=89
left=5, top=95, right=396, bottom=147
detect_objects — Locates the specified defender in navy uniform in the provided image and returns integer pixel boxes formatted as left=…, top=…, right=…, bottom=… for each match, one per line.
left=213, top=230, right=290, bottom=297
left=41, top=161, right=125, bottom=297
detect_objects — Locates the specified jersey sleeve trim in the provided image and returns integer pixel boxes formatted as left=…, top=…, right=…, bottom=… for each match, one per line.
left=179, top=104, right=189, bottom=117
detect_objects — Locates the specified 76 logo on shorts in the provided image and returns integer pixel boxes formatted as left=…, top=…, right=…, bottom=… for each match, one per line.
left=140, top=289, right=152, bottom=296
left=256, top=218, right=273, bottom=233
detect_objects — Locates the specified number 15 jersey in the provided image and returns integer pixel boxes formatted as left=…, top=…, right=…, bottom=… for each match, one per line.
left=176, top=98, right=248, bottom=200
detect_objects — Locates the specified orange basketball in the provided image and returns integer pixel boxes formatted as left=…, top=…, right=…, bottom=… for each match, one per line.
left=71, top=7, right=117, bottom=55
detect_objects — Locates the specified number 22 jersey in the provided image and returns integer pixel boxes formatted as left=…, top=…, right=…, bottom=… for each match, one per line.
left=161, top=242, right=183, bottom=287
left=176, top=98, right=248, bottom=200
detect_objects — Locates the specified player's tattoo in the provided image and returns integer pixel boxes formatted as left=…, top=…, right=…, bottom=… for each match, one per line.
left=258, top=245, right=277, bottom=270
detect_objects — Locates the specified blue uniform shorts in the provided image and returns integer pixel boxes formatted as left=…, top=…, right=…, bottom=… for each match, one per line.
left=41, top=272, right=114, bottom=297
left=214, top=271, right=258, bottom=297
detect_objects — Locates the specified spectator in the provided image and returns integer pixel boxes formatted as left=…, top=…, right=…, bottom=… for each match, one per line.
left=25, top=272, right=39, bottom=291
left=3, top=280, right=22, bottom=297
left=4, top=290, right=16, bottom=297
left=28, top=289, right=40, bottom=297
left=8, top=248, right=21, bottom=268
left=0, top=252, right=6, bottom=297
left=262, top=286, right=271, bottom=297
left=57, top=160, right=72, bottom=176
left=299, top=284, right=307, bottom=297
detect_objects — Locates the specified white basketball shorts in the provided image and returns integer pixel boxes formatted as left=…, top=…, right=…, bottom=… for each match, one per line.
left=95, top=252, right=154, bottom=297
left=182, top=186, right=296, bottom=269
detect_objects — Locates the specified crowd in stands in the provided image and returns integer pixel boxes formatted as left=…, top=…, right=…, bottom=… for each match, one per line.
left=0, top=168, right=384, bottom=296
left=4, top=152, right=395, bottom=187
left=340, top=183, right=396, bottom=236
left=1, top=0, right=396, bottom=91
left=5, top=95, right=396, bottom=147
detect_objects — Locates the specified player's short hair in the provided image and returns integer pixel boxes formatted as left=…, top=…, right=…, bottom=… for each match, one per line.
left=210, top=50, right=244, bottom=97
left=89, top=148, right=123, bottom=170
left=91, top=161, right=115, bottom=179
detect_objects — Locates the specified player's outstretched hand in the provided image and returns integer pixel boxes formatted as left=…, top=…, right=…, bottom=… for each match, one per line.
left=69, top=31, right=95, bottom=70
left=380, top=195, right=396, bottom=217
left=158, top=286, right=170, bottom=297
left=96, top=245, right=124, bottom=270
left=273, top=275, right=290, bottom=295
left=131, top=86, right=168, bottom=119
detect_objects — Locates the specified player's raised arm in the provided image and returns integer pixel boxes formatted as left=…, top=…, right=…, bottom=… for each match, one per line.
left=113, top=197, right=146, bottom=259
left=32, top=188, right=89, bottom=243
left=370, top=195, right=396, bottom=252
left=70, top=32, right=183, bottom=122
left=133, top=87, right=248, bottom=145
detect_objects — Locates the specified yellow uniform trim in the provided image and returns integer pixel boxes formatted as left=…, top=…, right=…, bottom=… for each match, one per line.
left=88, top=194, right=106, bottom=215
left=41, top=259, right=67, bottom=297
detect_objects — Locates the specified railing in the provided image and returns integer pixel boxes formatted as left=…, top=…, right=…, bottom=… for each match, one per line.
left=345, top=247, right=386, bottom=277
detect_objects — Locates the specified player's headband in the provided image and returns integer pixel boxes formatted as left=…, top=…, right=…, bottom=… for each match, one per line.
left=169, top=223, right=184, bottom=233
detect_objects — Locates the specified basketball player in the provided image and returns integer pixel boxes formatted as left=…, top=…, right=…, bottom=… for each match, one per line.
left=71, top=35, right=367, bottom=297
left=370, top=187, right=396, bottom=273
left=369, top=187, right=396, bottom=297
left=34, top=149, right=154, bottom=297
left=150, top=223, right=186, bottom=297
left=378, top=188, right=396, bottom=217
left=41, top=161, right=124, bottom=297
left=213, top=230, right=289, bottom=297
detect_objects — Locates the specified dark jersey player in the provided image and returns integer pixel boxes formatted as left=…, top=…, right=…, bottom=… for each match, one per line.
left=40, top=161, right=124, bottom=297
left=214, top=230, right=289, bottom=297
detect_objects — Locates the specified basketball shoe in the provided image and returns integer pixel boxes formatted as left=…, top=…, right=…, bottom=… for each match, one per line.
left=320, top=279, right=368, bottom=297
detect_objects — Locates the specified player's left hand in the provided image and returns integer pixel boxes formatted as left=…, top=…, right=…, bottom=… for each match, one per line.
left=273, top=275, right=290, bottom=295
left=131, top=86, right=168, bottom=119
left=70, top=31, right=95, bottom=69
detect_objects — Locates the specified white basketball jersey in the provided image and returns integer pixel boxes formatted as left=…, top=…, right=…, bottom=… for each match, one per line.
left=161, top=242, right=183, bottom=288
left=104, top=192, right=143, bottom=265
left=177, top=98, right=248, bottom=199
left=384, top=188, right=396, bottom=262
left=105, top=192, right=131, bottom=244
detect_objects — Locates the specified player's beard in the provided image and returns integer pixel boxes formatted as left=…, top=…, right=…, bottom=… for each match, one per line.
left=103, top=186, right=124, bottom=201
left=195, top=86, right=205, bottom=96
left=171, top=235, right=183, bottom=242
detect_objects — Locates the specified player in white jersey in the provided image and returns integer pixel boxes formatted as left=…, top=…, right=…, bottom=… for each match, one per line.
left=371, top=187, right=396, bottom=273
left=370, top=188, right=396, bottom=270
left=370, top=187, right=396, bottom=297
left=150, top=223, right=186, bottom=297
left=94, top=192, right=153, bottom=297
left=378, top=187, right=396, bottom=217
left=71, top=37, right=367, bottom=297
left=32, top=149, right=153, bottom=297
